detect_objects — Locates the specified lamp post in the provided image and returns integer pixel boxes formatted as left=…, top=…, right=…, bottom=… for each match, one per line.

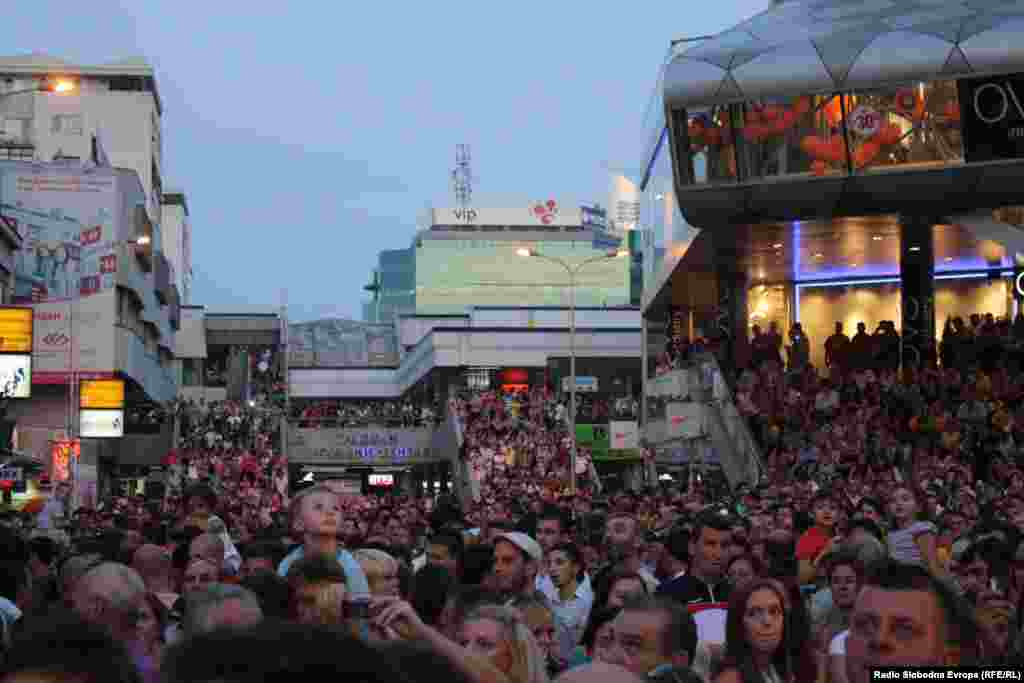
left=67, top=234, right=150, bottom=510
left=516, top=247, right=628, bottom=495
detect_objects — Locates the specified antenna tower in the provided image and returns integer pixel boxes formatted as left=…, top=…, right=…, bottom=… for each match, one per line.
left=451, top=144, right=473, bottom=208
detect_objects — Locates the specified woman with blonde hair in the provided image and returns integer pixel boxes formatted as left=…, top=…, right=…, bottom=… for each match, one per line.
left=459, top=604, right=549, bottom=683
left=354, top=548, right=400, bottom=597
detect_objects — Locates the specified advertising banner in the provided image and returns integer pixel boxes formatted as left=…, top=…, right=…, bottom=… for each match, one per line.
left=0, top=355, right=31, bottom=398
left=80, top=409, right=124, bottom=438
left=287, top=427, right=441, bottom=465
left=609, top=421, right=640, bottom=450
left=1, top=168, right=120, bottom=303
left=431, top=203, right=582, bottom=228
left=32, top=290, right=116, bottom=382
left=576, top=423, right=641, bottom=462
left=288, top=319, right=399, bottom=368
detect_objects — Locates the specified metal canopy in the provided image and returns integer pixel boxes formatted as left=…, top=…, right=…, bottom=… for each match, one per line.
left=665, top=0, right=1024, bottom=110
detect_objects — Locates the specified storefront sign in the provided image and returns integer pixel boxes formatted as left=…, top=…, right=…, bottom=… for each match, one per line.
left=0, top=307, right=32, bottom=353
left=576, top=423, right=641, bottom=462
left=961, top=73, right=1024, bottom=163
left=0, top=354, right=31, bottom=398
left=562, top=376, right=598, bottom=393
left=80, top=378, right=125, bottom=409
left=368, top=473, right=394, bottom=487
left=80, top=409, right=124, bottom=438
left=288, top=428, right=441, bottom=465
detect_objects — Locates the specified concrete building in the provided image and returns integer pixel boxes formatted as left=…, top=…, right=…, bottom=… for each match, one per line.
left=161, top=189, right=193, bottom=305
left=0, top=54, right=164, bottom=221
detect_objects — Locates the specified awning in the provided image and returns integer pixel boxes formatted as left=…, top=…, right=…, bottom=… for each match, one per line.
left=665, top=0, right=1024, bottom=110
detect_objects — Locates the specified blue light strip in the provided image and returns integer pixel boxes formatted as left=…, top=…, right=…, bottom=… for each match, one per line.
left=792, top=271, right=1013, bottom=322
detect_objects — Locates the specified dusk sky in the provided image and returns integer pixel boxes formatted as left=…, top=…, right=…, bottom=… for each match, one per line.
left=10, top=1, right=765, bottom=321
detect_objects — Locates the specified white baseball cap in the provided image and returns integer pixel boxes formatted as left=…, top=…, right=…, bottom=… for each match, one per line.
left=495, top=532, right=543, bottom=563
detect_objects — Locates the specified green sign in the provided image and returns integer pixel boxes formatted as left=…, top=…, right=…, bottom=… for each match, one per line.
left=576, top=424, right=641, bottom=462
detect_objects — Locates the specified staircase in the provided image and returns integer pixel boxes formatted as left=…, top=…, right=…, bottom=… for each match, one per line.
left=645, top=353, right=764, bottom=489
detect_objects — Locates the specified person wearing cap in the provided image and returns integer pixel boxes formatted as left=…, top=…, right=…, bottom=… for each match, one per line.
left=797, top=490, right=839, bottom=585
left=493, top=532, right=544, bottom=604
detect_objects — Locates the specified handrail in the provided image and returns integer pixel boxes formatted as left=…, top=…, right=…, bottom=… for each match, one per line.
left=692, top=352, right=766, bottom=486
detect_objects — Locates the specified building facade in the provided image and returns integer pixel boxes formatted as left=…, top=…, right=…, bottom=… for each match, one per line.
left=415, top=202, right=630, bottom=315
left=0, top=54, right=164, bottom=222
left=161, top=190, right=192, bottom=306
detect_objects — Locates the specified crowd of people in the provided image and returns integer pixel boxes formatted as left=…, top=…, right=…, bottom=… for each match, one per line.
left=5, top=310, right=1024, bottom=681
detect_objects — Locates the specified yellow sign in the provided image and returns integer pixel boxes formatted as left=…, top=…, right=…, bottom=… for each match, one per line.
left=0, top=308, right=33, bottom=353
left=79, top=379, right=125, bottom=409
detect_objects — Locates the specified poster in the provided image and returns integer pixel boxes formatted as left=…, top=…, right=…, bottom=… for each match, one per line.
left=666, top=402, right=705, bottom=440
left=610, top=421, right=640, bottom=450
left=577, top=423, right=641, bottom=462
left=1, top=168, right=120, bottom=303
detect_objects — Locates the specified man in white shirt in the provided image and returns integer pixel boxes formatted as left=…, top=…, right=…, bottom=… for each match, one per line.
left=535, top=507, right=594, bottom=601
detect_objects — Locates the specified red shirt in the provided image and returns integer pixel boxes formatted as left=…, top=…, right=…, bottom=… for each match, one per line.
left=796, top=525, right=832, bottom=561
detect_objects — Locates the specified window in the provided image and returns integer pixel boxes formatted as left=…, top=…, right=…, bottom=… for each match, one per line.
left=0, top=146, right=33, bottom=161
left=51, top=114, right=83, bottom=136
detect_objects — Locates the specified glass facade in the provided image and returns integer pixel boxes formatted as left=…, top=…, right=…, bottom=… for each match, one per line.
left=377, top=248, right=415, bottom=322
left=414, top=238, right=630, bottom=314
left=680, top=79, right=965, bottom=186
left=639, top=125, right=699, bottom=307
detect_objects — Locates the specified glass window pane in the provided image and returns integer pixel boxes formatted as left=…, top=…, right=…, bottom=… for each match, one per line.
left=844, top=80, right=963, bottom=174
left=686, top=107, right=737, bottom=185
left=738, top=94, right=848, bottom=178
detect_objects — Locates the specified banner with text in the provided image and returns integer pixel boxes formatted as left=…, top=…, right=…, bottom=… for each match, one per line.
left=287, top=427, right=442, bottom=465
left=576, top=423, right=641, bottom=462
left=31, top=290, right=116, bottom=383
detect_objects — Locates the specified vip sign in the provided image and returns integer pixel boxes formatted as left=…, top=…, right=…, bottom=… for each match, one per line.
left=961, top=73, right=1024, bottom=163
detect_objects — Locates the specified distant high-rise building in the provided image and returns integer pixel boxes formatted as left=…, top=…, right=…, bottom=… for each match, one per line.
left=363, top=248, right=416, bottom=323
left=610, top=174, right=640, bottom=233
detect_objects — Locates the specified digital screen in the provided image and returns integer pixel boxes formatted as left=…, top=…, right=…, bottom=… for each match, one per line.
left=369, top=474, right=394, bottom=487
left=0, top=354, right=31, bottom=398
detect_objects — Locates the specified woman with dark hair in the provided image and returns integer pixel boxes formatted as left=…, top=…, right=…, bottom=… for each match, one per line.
left=713, top=579, right=795, bottom=683
left=592, top=570, right=648, bottom=611
left=726, top=554, right=766, bottom=590
left=565, top=606, right=620, bottom=669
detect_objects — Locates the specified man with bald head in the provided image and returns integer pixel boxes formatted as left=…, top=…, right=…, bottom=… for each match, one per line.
left=556, top=661, right=642, bottom=683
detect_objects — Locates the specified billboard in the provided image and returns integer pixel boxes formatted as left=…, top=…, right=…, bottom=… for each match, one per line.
left=288, top=319, right=399, bottom=368
left=31, top=290, right=116, bottom=383
left=287, top=427, right=442, bottom=465
left=1, top=168, right=121, bottom=303
left=0, top=355, right=31, bottom=398
left=431, top=202, right=583, bottom=228
left=80, top=409, right=124, bottom=438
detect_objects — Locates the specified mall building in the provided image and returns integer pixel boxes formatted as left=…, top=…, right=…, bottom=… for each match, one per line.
left=638, top=0, right=1024, bottom=480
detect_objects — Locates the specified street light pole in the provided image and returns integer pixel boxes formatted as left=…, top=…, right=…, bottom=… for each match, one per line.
left=517, top=248, right=627, bottom=495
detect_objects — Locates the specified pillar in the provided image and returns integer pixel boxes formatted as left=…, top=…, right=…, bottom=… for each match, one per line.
left=900, top=218, right=935, bottom=370
left=713, top=259, right=750, bottom=373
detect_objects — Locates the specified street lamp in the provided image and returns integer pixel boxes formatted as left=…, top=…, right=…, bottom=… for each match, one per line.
left=517, top=246, right=628, bottom=495
left=0, top=78, right=77, bottom=100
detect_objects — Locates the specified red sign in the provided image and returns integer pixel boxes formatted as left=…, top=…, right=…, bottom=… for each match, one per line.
left=80, top=275, right=101, bottom=296
left=99, top=254, right=117, bottom=274
left=34, top=371, right=115, bottom=385
left=81, top=226, right=102, bottom=246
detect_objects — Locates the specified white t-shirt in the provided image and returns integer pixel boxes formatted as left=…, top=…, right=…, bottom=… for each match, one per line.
left=830, top=630, right=849, bottom=655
